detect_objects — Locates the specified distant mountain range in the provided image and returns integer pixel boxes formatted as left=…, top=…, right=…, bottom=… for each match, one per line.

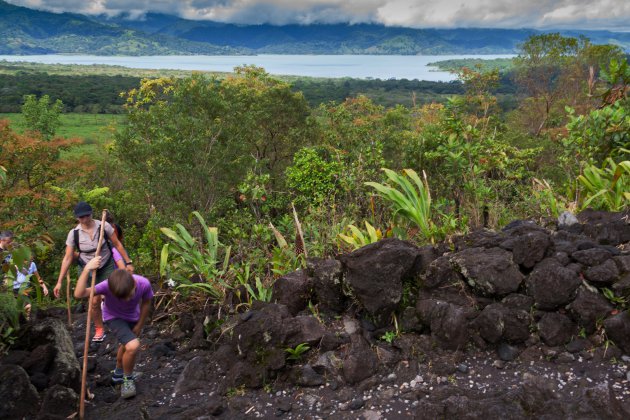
left=1, top=0, right=629, bottom=56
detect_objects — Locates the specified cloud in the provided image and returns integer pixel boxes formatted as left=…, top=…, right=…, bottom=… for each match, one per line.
left=5, top=0, right=630, bottom=30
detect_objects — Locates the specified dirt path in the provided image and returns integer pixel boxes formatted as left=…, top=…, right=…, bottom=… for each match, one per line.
left=69, top=309, right=630, bottom=419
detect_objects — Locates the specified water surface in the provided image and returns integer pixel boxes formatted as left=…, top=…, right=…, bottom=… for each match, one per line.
left=0, top=54, right=515, bottom=81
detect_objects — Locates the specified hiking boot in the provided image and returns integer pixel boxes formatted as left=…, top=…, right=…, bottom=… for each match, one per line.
left=111, top=370, right=142, bottom=385
left=121, top=377, right=136, bottom=399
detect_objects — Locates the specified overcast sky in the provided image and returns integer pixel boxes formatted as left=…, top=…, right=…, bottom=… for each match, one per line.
left=6, top=0, right=630, bottom=30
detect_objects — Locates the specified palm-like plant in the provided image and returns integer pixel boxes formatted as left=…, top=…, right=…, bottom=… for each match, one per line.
left=338, top=221, right=383, bottom=250
left=160, top=211, right=231, bottom=301
left=366, top=168, right=437, bottom=242
left=578, top=158, right=630, bottom=211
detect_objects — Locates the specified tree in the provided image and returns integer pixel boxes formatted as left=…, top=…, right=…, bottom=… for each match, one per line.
left=21, top=94, right=63, bottom=139
left=0, top=120, right=84, bottom=235
left=114, top=69, right=314, bottom=221
left=114, top=75, right=234, bottom=220
left=514, top=34, right=624, bottom=135
left=219, top=66, right=315, bottom=187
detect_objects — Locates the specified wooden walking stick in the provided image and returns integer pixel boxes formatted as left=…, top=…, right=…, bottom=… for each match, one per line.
left=79, top=210, right=107, bottom=420
left=66, top=273, right=72, bottom=327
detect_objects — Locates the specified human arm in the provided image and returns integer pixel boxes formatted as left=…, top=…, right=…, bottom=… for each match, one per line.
left=132, top=298, right=152, bottom=336
left=112, top=248, right=125, bottom=269
left=33, top=270, right=48, bottom=296
left=110, top=232, right=134, bottom=273
left=73, top=256, right=101, bottom=299
left=54, top=245, right=75, bottom=298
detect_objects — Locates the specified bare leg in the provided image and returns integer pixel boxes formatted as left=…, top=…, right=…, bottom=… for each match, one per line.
left=92, top=295, right=104, bottom=332
left=116, top=344, right=124, bottom=370
left=122, top=339, right=140, bottom=375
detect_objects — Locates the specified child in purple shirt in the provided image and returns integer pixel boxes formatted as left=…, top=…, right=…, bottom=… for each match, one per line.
left=74, top=256, right=153, bottom=399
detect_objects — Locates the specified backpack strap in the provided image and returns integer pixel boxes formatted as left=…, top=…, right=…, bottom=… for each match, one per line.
left=74, top=224, right=114, bottom=266
left=74, top=229, right=81, bottom=253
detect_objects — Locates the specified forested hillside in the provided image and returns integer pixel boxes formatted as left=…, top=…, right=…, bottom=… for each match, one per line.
left=1, top=0, right=630, bottom=55
left=0, top=0, right=241, bottom=55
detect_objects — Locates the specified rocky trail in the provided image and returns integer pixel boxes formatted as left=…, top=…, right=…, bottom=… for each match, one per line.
left=2, top=210, right=630, bottom=419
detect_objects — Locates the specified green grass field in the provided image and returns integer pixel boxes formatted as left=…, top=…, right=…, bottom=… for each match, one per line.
left=0, top=112, right=124, bottom=140
left=0, top=112, right=125, bottom=157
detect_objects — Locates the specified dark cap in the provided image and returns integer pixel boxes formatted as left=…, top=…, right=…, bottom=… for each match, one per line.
left=0, top=230, right=14, bottom=240
left=73, top=202, right=93, bottom=218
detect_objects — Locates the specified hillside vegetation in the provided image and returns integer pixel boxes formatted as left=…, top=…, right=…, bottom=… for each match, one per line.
left=0, top=35, right=629, bottom=336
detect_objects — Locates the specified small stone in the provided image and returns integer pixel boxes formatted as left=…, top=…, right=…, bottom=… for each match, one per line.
left=621, top=355, right=630, bottom=363
left=275, top=399, right=292, bottom=413
left=240, top=311, right=254, bottom=321
left=558, top=211, right=579, bottom=227
left=457, top=364, right=469, bottom=373
left=497, top=342, right=519, bottom=361
left=556, top=352, right=575, bottom=363
left=612, top=371, right=625, bottom=379
left=348, top=398, right=365, bottom=410
left=492, top=360, right=505, bottom=369
left=362, top=410, right=383, bottom=420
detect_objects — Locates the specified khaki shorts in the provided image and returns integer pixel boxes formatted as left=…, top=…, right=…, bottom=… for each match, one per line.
left=78, top=257, right=115, bottom=285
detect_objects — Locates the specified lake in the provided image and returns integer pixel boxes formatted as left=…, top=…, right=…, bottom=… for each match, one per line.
left=0, top=54, right=514, bottom=81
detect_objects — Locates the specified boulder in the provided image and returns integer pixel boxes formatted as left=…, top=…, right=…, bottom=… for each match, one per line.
left=228, top=303, right=292, bottom=385
left=571, top=248, right=614, bottom=266
left=339, top=238, right=422, bottom=322
left=612, top=273, right=630, bottom=298
left=537, top=312, right=576, bottom=347
left=504, top=230, right=551, bottom=269
left=613, top=255, right=630, bottom=273
left=21, top=343, right=56, bottom=375
left=578, top=209, right=630, bottom=246
left=174, top=355, right=218, bottom=396
left=342, top=335, right=378, bottom=384
left=289, top=364, right=325, bottom=387
left=450, top=247, right=524, bottom=297
left=416, top=299, right=469, bottom=350
left=308, top=258, right=345, bottom=314
left=553, top=251, right=571, bottom=266
left=473, top=303, right=530, bottom=344
left=567, top=287, right=613, bottom=334
left=416, top=245, right=440, bottom=274
left=400, top=306, right=423, bottom=333
left=284, top=316, right=326, bottom=348
left=584, top=259, right=620, bottom=285
left=38, top=385, right=78, bottom=419
left=0, top=365, right=40, bottom=418
left=603, top=311, right=630, bottom=354
left=272, top=270, right=313, bottom=316
left=453, top=228, right=506, bottom=250
left=525, top=259, right=581, bottom=310
left=500, top=294, right=534, bottom=312
left=422, top=256, right=463, bottom=289
left=26, top=318, right=81, bottom=392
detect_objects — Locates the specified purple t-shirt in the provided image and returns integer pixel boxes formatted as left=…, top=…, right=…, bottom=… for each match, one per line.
left=94, top=275, right=153, bottom=322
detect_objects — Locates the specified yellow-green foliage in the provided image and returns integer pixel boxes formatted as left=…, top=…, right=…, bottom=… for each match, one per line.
left=338, top=221, right=383, bottom=250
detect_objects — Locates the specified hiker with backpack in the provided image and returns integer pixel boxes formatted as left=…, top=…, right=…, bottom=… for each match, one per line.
left=53, top=202, right=134, bottom=342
